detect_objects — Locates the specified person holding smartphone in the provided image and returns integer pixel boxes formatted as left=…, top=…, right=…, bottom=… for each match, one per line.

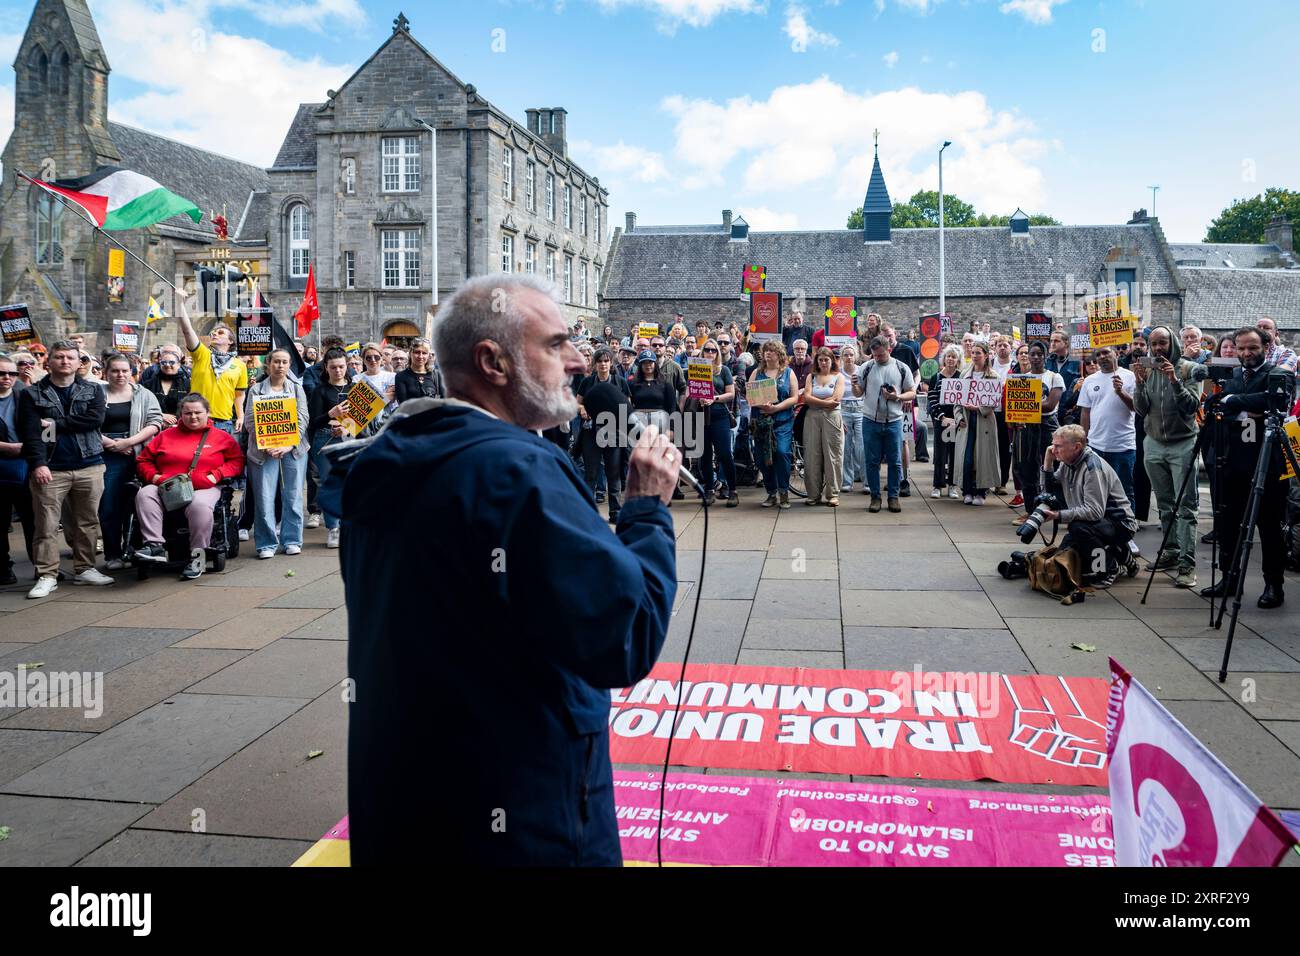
left=853, top=335, right=915, bottom=513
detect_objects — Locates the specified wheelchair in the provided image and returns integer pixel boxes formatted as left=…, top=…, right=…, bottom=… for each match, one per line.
left=123, top=479, right=241, bottom=579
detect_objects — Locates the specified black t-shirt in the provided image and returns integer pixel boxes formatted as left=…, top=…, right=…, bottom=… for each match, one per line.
left=629, top=378, right=677, bottom=414
left=577, top=372, right=631, bottom=423
left=699, top=365, right=735, bottom=422
left=103, top=400, right=131, bottom=436
left=891, top=345, right=920, bottom=375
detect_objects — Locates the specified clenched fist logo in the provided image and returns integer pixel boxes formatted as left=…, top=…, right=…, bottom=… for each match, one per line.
left=1003, top=676, right=1107, bottom=769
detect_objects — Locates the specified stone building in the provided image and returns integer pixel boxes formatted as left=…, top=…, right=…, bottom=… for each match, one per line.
left=264, top=13, right=610, bottom=344
left=602, top=149, right=1300, bottom=339
left=0, top=5, right=610, bottom=349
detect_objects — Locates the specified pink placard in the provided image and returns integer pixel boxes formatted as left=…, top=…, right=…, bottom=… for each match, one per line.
left=615, top=772, right=1115, bottom=867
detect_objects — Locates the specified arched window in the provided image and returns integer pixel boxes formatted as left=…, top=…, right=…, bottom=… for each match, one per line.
left=35, top=193, right=64, bottom=265
left=27, top=46, right=48, bottom=94
left=288, top=203, right=311, bottom=278
left=50, top=46, right=70, bottom=96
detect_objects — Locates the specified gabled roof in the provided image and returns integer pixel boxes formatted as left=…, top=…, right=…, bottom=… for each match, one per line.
left=25, top=1, right=108, bottom=69
left=1181, top=267, right=1300, bottom=327
left=272, top=104, right=324, bottom=170
left=328, top=24, right=467, bottom=106
left=234, top=190, right=271, bottom=244
left=605, top=224, right=1179, bottom=300
left=1168, top=242, right=1297, bottom=270
left=108, top=122, right=269, bottom=242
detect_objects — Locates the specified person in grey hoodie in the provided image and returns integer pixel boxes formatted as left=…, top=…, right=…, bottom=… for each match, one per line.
left=1133, top=326, right=1208, bottom=588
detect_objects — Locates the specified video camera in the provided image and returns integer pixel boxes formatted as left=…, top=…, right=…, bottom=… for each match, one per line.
left=1207, top=357, right=1239, bottom=382
left=1016, top=492, right=1061, bottom=544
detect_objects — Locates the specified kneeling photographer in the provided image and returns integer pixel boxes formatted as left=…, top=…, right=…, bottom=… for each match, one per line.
left=1033, top=423, right=1140, bottom=588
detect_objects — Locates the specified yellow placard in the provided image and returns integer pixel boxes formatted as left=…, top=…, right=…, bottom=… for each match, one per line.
left=1003, top=375, right=1043, bottom=424
left=1088, top=314, right=1134, bottom=348
left=251, top=396, right=300, bottom=450
left=1012, top=326, right=1021, bottom=343
left=1281, top=417, right=1300, bottom=481
left=1083, top=291, right=1129, bottom=320
left=341, top=378, right=386, bottom=437
left=107, top=248, right=126, bottom=278
left=638, top=323, right=660, bottom=341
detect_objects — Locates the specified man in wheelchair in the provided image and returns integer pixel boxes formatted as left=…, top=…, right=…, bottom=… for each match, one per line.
left=131, top=393, right=245, bottom=580
left=1037, top=423, right=1140, bottom=588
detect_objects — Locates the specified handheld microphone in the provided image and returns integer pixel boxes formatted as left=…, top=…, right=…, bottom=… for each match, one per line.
left=626, top=418, right=708, bottom=498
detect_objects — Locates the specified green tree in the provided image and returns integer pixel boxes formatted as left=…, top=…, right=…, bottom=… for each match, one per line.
left=846, top=190, right=1058, bottom=229
left=1205, top=187, right=1300, bottom=243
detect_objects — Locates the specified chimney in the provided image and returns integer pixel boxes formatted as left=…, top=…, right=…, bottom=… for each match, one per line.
left=532, top=106, right=566, bottom=159
left=625, top=212, right=636, bottom=233
left=1127, top=208, right=1149, bottom=224
left=722, top=209, right=733, bottom=232
left=1265, top=215, right=1294, bottom=254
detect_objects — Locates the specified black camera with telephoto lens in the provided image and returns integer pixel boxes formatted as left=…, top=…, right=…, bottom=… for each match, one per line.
left=997, top=550, right=1032, bottom=579
left=1017, top=492, right=1060, bottom=544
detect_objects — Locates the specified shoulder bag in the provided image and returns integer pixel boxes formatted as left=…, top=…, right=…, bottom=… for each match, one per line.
left=160, top=428, right=210, bottom=512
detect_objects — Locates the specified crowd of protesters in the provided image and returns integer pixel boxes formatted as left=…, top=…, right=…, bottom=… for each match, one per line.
left=4, top=280, right=1299, bottom=606
left=0, top=302, right=442, bottom=597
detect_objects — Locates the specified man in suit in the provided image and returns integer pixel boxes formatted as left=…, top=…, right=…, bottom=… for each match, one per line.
left=1202, top=326, right=1292, bottom=608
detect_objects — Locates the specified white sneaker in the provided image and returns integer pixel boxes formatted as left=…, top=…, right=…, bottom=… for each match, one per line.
left=326, top=528, right=340, bottom=549
left=238, top=529, right=250, bottom=542
left=948, top=487, right=960, bottom=499
left=73, top=567, right=115, bottom=587
left=930, top=488, right=942, bottom=499
left=306, top=513, right=321, bottom=529
left=284, top=544, right=302, bottom=556
left=257, top=548, right=276, bottom=560
left=103, top=558, right=126, bottom=571
left=27, top=575, right=58, bottom=599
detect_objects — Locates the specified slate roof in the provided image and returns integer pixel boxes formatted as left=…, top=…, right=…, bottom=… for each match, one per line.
left=108, top=122, right=269, bottom=243
left=234, top=190, right=271, bottom=244
left=605, top=223, right=1179, bottom=299
left=272, top=104, right=323, bottom=170
left=1181, top=267, right=1300, bottom=328
left=58, top=1, right=107, bottom=66
left=863, top=154, right=892, bottom=214
left=1169, top=242, right=1297, bottom=270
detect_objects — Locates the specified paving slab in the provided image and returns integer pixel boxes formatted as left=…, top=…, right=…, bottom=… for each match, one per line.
left=760, top=558, right=839, bottom=580
left=185, top=639, right=348, bottom=699
left=0, top=795, right=152, bottom=866
left=1, top=648, right=248, bottom=732
left=1209, top=673, right=1300, bottom=721
left=259, top=575, right=345, bottom=609
left=76, top=829, right=313, bottom=867
left=282, top=606, right=349, bottom=642
left=0, top=589, right=40, bottom=612
left=197, top=555, right=340, bottom=589
left=834, top=509, right=940, bottom=526
left=1263, top=720, right=1300, bottom=763
left=0, top=729, right=95, bottom=786
left=953, top=542, right=1028, bottom=576
left=841, top=589, right=1003, bottom=628
left=171, top=608, right=329, bottom=650
left=0, top=601, right=126, bottom=643
left=743, top=618, right=842, bottom=652
left=134, top=691, right=347, bottom=842
left=1163, top=700, right=1300, bottom=809
left=1133, top=609, right=1261, bottom=640
left=1, top=693, right=305, bottom=803
left=48, top=574, right=220, bottom=605
left=843, top=626, right=1034, bottom=675
left=980, top=578, right=1134, bottom=620
left=750, top=579, right=841, bottom=621
left=1167, top=637, right=1300, bottom=674
left=0, top=644, right=28, bottom=656
left=736, top=648, right=845, bottom=668
left=673, top=550, right=767, bottom=599
left=659, top=599, right=749, bottom=664
left=675, top=519, right=776, bottom=551
left=1005, top=618, right=1222, bottom=699
left=773, top=512, right=838, bottom=533
left=94, top=587, right=292, bottom=629
left=838, top=525, right=957, bottom=553
left=767, top=531, right=838, bottom=561
left=838, top=551, right=981, bottom=591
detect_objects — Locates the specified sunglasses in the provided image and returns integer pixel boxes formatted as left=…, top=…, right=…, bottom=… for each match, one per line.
left=80, top=356, right=92, bottom=363
left=16, top=359, right=35, bottom=367
left=702, top=348, right=718, bottom=354
left=0, top=370, right=16, bottom=377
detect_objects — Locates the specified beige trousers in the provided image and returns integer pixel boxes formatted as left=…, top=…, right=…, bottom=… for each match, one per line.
left=31, top=464, right=105, bottom=577
left=804, top=407, right=844, bottom=501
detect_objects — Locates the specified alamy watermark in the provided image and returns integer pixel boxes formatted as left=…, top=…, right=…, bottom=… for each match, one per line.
left=0, top=668, right=104, bottom=719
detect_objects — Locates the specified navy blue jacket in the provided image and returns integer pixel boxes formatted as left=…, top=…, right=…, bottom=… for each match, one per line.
left=338, top=400, right=676, bottom=866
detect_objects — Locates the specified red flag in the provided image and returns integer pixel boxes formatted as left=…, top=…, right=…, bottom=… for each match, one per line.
left=295, top=265, right=319, bottom=337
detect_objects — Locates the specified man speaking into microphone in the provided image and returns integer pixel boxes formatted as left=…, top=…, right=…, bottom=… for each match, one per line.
left=338, top=274, right=679, bottom=866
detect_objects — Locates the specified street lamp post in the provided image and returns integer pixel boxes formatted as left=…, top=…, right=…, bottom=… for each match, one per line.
left=939, top=141, right=952, bottom=318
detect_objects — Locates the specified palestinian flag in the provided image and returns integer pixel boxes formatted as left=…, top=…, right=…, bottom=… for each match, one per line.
left=24, top=167, right=202, bottom=231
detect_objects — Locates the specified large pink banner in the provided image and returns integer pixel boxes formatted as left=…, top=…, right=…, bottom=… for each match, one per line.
left=616, top=772, right=1115, bottom=867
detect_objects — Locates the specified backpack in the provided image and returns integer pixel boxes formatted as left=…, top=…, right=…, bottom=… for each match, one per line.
left=1027, top=546, right=1088, bottom=605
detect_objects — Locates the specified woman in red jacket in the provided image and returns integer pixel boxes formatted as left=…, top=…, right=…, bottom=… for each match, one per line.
left=132, top=393, right=245, bottom=578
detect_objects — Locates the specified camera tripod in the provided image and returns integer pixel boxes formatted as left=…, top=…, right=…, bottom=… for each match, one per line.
left=1214, top=403, right=1300, bottom=683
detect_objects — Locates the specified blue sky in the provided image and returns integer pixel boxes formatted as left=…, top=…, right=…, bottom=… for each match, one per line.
left=1, top=0, right=1296, bottom=241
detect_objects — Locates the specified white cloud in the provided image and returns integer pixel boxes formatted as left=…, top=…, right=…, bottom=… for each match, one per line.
left=213, top=0, right=366, bottom=31
left=661, top=78, right=1052, bottom=215
left=998, top=0, right=1068, bottom=25
left=87, top=0, right=354, bottom=169
left=784, top=4, right=839, bottom=52
left=894, top=0, right=937, bottom=11
left=737, top=206, right=799, bottom=230
left=593, top=0, right=766, bottom=31
left=570, top=139, right=670, bottom=183
left=882, top=50, right=899, bottom=68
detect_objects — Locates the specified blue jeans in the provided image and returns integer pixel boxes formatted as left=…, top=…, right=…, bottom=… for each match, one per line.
left=863, top=418, right=903, bottom=498
left=98, top=451, right=136, bottom=561
left=308, top=429, right=341, bottom=531
left=1097, top=448, right=1137, bottom=512
left=250, top=451, right=307, bottom=552
left=212, top=419, right=236, bottom=436
left=841, top=410, right=864, bottom=485
left=761, top=418, right=793, bottom=494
